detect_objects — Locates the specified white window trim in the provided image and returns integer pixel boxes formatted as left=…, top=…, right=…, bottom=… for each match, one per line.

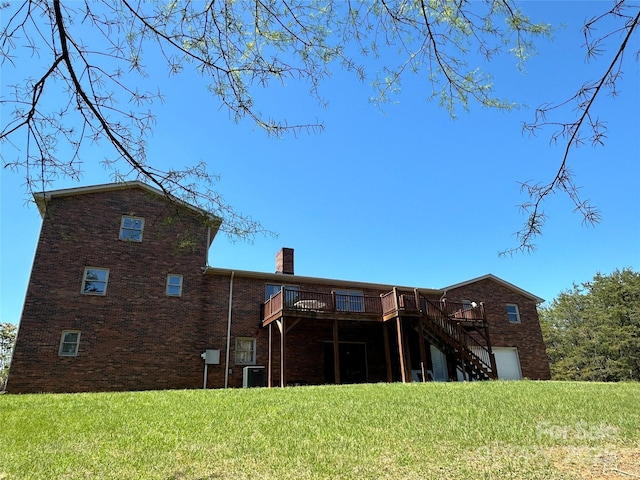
left=119, top=215, right=145, bottom=242
left=81, top=267, right=109, bottom=295
left=506, top=303, right=521, bottom=324
left=166, top=274, right=183, bottom=297
left=59, top=330, right=81, bottom=357
left=234, top=337, right=257, bottom=365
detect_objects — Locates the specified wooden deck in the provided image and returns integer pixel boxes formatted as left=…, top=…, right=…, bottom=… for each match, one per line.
left=262, top=286, right=497, bottom=386
left=263, top=287, right=488, bottom=326
left=262, top=288, right=383, bottom=325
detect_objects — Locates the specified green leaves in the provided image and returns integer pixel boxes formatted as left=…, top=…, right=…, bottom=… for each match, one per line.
left=540, top=268, right=640, bottom=381
left=0, top=322, right=16, bottom=390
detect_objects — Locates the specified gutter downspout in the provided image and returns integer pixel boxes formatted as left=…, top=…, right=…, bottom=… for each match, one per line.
left=224, top=271, right=234, bottom=389
left=205, top=227, right=211, bottom=267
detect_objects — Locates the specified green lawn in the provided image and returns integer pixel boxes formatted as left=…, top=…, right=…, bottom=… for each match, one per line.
left=1, top=381, right=639, bottom=479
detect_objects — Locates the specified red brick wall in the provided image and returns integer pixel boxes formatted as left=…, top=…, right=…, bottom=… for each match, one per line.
left=205, top=275, right=392, bottom=388
left=445, top=279, right=551, bottom=380
left=7, top=187, right=550, bottom=392
left=7, top=187, right=214, bottom=393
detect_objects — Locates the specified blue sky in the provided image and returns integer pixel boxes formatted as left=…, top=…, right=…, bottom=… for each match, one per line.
left=1, top=1, right=639, bottom=325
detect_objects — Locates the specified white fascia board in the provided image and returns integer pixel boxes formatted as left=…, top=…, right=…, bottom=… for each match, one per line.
left=33, top=181, right=221, bottom=238
left=442, top=274, right=545, bottom=304
left=204, top=266, right=443, bottom=295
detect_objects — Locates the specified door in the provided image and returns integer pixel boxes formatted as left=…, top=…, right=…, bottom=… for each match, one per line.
left=493, top=347, right=523, bottom=380
left=324, top=342, right=368, bottom=384
left=430, top=345, right=449, bottom=381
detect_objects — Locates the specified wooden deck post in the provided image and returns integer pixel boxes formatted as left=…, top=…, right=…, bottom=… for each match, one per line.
left=392, top=287, right=399, bottom=310
left=333, top=318, right=341, bottom=384
left=417, top=319, right=428, bottom=382
left=277, top=318, right=286, bottom=387
left=383, top=322, right=392, bottom=382
left=396, top=317, right=406, bottom=383
left=481, top=303, right=498, bottom=379
left=457, top=323, right=467, bottom=381
left=268, top=323, right=272, bottom=388
left=403, top=323, right=412, bottom=381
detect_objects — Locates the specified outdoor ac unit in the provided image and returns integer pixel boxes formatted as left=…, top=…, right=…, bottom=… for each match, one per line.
left=242, top=366, right=265, bottom=388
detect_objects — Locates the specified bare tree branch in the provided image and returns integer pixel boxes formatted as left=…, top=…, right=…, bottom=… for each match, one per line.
left=6, top=0, right=631, bottom=250
left=503, top=2, right=639, bottom=255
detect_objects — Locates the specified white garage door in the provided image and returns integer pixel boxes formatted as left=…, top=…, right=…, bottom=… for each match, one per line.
left=493, top=347, right=522, bottom=380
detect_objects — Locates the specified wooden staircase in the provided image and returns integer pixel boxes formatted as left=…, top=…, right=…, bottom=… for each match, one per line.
left=381, top=288, right=497, bottom=381
left=417, top=293, right=497, bottom=380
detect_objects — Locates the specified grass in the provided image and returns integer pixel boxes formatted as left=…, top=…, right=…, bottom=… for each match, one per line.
left=1, top=381, right=639, bottom=479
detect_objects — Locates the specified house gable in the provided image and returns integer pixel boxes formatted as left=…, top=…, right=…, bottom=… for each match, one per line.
left=442, top=274, right=544, bottom=304
left=33, top=181, right=221, bottom=245
left=7, top=183, right=217, bottom=393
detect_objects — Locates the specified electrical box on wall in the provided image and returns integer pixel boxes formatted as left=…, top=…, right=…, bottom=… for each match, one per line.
left=201, top=349, right=220, bottom=365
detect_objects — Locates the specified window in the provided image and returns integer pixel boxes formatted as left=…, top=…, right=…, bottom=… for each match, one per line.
left=265, top=284, right=299, bottom=306
left=335, top=290, right=365, bottom=312
left=119, top=216, right=144, bottom=242
left=166, top=274, right=183, bottom=297
left=82, top=267, right=109, bottom=295
left=235, top=337, right=256, bottom=365
left=265, top=284, right=282, bottom=300
left=59, top=331, right=80, bottom=356
left=506, top=303, right=521, bottom=323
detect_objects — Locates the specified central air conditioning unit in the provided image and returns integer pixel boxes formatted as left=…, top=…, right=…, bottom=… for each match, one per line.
left=242, top=366, right=265, bottom=388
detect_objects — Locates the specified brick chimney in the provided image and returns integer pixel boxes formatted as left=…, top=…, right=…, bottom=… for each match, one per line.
left=276, top=248, right=294, bottom=275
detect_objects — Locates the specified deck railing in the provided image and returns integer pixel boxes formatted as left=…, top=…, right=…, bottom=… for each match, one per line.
left=263, top=287, right=383, bottom=321
left=440, top=301, right=486, bottom=322
left=263, top=286, right=495, bottom=379
left=419, top=295, right=494, bottom=377
left=381, top=289, right=420, bottom=315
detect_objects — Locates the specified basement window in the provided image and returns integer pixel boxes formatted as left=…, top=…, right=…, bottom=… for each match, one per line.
left=235, top=337, right=256, bottom=365
left=81, top=267, right=109, bottom=295
left=166, top=274, right=183, bottom=297
left=506, top=303, right=521, bottom=324
left=59, top=331, right=81, bottom=357
left=119, top=216, right=144, bottom=242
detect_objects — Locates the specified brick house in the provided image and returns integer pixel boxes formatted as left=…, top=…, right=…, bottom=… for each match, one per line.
left=6, top=182, right=550, bottom=393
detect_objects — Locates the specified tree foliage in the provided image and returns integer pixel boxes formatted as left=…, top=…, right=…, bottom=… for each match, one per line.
left=0, top=322, right=17, bottom=390
left=0, top=0, right=638, bottom=247
left=540, top=268, right=640, bottom=381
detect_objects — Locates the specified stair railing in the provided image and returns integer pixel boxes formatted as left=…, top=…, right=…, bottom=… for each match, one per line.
left=415, top=290, right=496, bottom=379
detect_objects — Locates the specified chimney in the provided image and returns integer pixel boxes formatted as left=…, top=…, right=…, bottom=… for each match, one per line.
left=276, top=248, right=294, bottom=275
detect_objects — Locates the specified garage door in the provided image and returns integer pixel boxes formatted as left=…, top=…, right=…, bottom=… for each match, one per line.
left=493, top=347, right=522, bottom=380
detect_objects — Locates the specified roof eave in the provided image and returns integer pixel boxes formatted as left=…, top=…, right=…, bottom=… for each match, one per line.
left=442, top=273, right=545, bottom=304
left=204, top=266, right=443, bottom=295
left=33, top=181, right=222, bottom=231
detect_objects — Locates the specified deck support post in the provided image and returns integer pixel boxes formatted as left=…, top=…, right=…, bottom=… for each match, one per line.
left=413, top=289, right=429, bottom=382
left=396, top=317, right=406, bottom=383
left=333, top=318, right=340, bottom=384
left=457, top=323, right=467, bottom=381
left=417, top=319, right=428, bottom=382
left=383, top=322, right=392, bottom=382
left=277, top=318, right=286, bottom=387
left=480, top=303, right=498, bottom=379
left=268, top=323, right=272, bottom=387
left=403, top=323, right=412, bottom=381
